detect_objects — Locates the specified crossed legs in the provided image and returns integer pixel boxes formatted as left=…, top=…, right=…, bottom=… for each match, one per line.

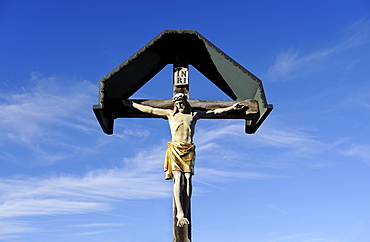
left=172, top=170, right=192, bottom=227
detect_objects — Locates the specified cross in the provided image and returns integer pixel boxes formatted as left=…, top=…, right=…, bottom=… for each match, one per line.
left=92, top=30, right=273, bottom=242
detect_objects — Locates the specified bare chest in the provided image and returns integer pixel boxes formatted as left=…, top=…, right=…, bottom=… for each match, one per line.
left=170, top=113, right=194, bottom=125
left=169, top=113, right=196, bottom=133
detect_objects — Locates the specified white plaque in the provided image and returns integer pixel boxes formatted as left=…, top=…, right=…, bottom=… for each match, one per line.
left=174, top=67, right=188, bottom=86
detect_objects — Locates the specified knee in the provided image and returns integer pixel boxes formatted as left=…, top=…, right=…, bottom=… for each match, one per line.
left=173, top=171, right=182, bottom=181
left=184, top=172, right=192, bottom=181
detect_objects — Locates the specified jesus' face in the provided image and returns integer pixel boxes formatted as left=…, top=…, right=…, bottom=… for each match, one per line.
left=175, top=101, right=186, bottom=113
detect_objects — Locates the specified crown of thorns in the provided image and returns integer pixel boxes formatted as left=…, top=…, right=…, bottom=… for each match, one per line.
left=172, top=93, right=188, bottom=102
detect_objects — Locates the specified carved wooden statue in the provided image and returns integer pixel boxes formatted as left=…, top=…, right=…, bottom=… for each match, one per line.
left=124, top=93, right=246, bottom=227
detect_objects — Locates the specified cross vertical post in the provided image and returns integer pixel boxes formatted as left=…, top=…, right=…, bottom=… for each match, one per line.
left=173, top=54, right=191, bottom=242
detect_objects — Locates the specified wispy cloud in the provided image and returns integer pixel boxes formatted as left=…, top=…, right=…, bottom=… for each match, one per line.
left=0, top=73, right=153, bottom=166
left=0, top=220, right=39, bottom=240
left=0, top=73, right=96, bottom=137
left=195, top=119, right=345, bottom=168
left=249, top=125, right=328, bottom=156
left=266, top=18, right=370, bottom=81
left=70, top=223, right=124, bottom=228
left=0, top=170, right=169, bottom=219
left=342, top=143, right=370, bottom=166
left=195, top=120, right=318, bottom=153
left=196, top=167, right=284, bottom=183
left=0, top=148, right=169, bottom=238
left=267, top=204, right=287, bottom=213
left=0, top=138, right=168, bottom=238
left=0, top=74, right=100, bottom=164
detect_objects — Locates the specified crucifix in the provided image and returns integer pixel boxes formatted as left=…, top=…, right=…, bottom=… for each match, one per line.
left=122, top=64, right=250, bottom=237
left=93, top=30, right=273, bottom=241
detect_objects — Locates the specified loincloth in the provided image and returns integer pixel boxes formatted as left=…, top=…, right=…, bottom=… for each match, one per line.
left=164, top=141, right=195, bottom=180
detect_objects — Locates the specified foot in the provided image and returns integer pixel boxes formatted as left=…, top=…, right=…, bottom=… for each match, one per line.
left=176, top=214, right=189, bottom=227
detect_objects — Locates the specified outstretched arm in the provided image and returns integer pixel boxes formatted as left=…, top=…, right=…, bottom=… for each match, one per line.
left=123, top=100, right=170, bottom=118
left=211, top=103, right=245, bottom=115
left=196, top=103, right=246, bottom=118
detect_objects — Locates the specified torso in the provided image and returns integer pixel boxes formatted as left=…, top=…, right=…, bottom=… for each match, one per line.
left=168, top=112, right=197, bottom=143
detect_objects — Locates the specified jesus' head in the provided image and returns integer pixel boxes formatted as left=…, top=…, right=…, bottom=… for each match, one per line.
left=172, top=93, right=191, bottom=114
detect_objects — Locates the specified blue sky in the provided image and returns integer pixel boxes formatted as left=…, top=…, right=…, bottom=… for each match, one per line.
left=1, top=0, right=370, bottom=241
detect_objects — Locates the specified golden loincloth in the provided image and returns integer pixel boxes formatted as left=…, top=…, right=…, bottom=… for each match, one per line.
left=164, top=141, right=195, bottom=180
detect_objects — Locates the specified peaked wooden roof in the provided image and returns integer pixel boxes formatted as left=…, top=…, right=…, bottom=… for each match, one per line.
left=93, top=30, right=273, bottom=134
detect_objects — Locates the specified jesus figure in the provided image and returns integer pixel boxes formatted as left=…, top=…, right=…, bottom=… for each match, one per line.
left=123, top=93, right=245, bottom=227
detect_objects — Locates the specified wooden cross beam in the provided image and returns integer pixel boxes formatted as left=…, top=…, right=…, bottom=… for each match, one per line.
left=121, top=99, right=258, bottom=117
left=102, top=98, right=260, bottom=136
left=123, top=98, right=258, bottom=123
